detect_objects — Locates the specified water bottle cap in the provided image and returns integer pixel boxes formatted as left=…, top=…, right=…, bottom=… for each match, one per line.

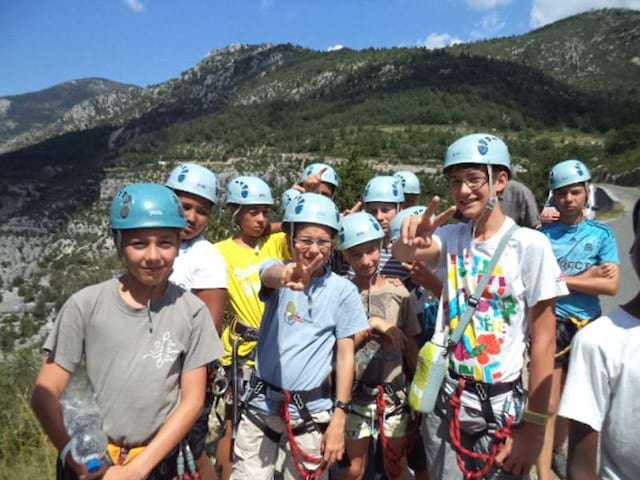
left=86, top=457, right=102, bottom=473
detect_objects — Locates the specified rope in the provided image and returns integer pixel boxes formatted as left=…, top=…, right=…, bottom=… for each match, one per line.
left=374, top=385, right=418, bottom=478
left=281, top=390, right=328, bottom=480
left=554, top=317, right=591, bottom=359
left=449, top=378, right=513, bottom=480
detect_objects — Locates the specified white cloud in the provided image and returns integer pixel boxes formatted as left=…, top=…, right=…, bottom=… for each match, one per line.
left=419, top=33, right=464, bottom=49
left=466, top=0, right=511, bottom=10
left=327, top=44, right=345, bottom=52
left=531, top=0, right=640, bottom=27
left=481, top=11, right=506, bottom=34
left=123, top=0, right=145, bottom=12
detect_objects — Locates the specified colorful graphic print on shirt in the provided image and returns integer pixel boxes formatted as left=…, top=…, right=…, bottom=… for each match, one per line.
left=444, top=252, right=519, bottom=383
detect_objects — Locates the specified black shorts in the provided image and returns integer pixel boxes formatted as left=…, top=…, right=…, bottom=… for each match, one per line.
left=186, top=385, right=216, bottom=459
left=555, top=317, right=588, bottom=369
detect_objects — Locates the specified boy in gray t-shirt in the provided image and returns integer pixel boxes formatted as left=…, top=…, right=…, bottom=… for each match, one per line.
left=31, top=184, right=223, bottom=480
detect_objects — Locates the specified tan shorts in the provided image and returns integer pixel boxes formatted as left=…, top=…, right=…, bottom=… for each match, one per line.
left=346, top=397, right=410, bottom=440
left=232, top=408, right=332, bottom=480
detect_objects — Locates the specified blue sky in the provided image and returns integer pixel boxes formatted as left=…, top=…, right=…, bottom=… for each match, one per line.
left=1, top=0, right=639, bottom=96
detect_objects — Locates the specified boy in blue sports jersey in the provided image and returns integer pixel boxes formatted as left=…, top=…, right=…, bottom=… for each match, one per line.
left=537, top=160, right=620, bottom=480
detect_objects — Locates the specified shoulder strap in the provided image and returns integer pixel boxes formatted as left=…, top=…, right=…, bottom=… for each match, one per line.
left=449, top=223, right=519, bottom=345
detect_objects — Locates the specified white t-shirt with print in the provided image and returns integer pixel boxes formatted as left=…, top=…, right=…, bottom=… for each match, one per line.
left=559, top=307, right=640, bottom=480
left=432, top=217, right=568, bottom=384
left=170, top=234, right=228, bottom=291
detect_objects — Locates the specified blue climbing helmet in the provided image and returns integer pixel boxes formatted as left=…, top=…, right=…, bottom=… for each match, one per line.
left=337, top=212, right=385, bottom=251
left=549, top=160, right=591, bottom=191
left=363, top=176, right=405, bottom=204
left=283, top=193, right=341, bottom=232
left=111, top=183, right=187, bottom=230
left=444, top=133, right=512, bottom=175
left=301, top=163, right=340, bottom=189
left=281, top=188, right=302, bottom=211
left=225, top=176, right=274, bottom=206
left=165, top=163, right=220, bottom=204
left=389, top=206, right=427, bottom=242
left=394, top=171, right=421, bottom=195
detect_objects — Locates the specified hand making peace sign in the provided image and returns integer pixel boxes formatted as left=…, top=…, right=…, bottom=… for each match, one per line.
left=280, top=254, right=326, bottom=290
left=401, top=196, right=456, bottom=248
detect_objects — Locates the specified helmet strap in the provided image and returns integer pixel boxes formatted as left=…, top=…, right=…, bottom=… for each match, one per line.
left=232, top=206, right=242, bottom=231
left=486, top=164, right=498, bottom=212
left=115, top=230, right=124, bottom=257
left=289, top=222, right=295, bottom=255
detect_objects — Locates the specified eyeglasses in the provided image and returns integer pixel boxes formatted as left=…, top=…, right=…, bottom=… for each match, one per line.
left=449, top=175, right=488, bottom=191
left=294, top=237, right=334, bottom=250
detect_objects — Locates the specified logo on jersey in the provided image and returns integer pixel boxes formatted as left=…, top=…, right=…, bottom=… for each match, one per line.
left=285, top=301, right=306, bottom=325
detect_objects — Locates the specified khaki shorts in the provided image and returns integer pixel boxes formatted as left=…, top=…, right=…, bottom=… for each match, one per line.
left=346, top=396, right=410, bottom=440
left=233, top=408, right=332, bottom=480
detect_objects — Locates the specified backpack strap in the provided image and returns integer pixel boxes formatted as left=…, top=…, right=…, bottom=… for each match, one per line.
left=449, top=223, right=519, bottom=346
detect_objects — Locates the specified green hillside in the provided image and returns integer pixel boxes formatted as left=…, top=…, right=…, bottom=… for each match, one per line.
left=451, top=8, right=640, bottom=99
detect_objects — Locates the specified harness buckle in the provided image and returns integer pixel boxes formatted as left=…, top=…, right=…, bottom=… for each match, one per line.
left=212, top=375, right=229, bottom=397
left=468, top=296, right=479, bottom=308
left=292, top=392, right=306, bottom=411
left=475, top=382, right=488, bottom=401
left=384, top=383, right=395, bottom=398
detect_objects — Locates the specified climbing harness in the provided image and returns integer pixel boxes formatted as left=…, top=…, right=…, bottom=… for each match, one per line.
left=365, top=383, right=419, bottom=478
left=230, top=318, right=260, bottom=438
left=554, top=316, right=591, bottom=359
left=448, top=377, right=516, bottom=480
left=243, top=374, right=333, bottom=479
left=282, top=390, right=328, bottom=480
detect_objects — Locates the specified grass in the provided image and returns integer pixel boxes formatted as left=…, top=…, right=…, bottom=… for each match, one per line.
left=0, top=350, right=57, bottom=479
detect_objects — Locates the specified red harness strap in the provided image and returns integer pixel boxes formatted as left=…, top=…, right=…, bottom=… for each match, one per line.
left=449, top=378, right=513, bottom=480
left=375, top=385, right=419, bottom=478
left=281, top=390, right=328, bottom=480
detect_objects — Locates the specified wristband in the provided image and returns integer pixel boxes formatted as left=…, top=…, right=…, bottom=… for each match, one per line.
left=334, top=400, right=351, bottom=413
left=522, top=409, right=549, bottom=426
left=60, top=439, right=74, bottom=467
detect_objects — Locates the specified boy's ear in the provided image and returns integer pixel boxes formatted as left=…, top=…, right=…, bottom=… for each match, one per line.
left=494, top=169, right=509, bottom=195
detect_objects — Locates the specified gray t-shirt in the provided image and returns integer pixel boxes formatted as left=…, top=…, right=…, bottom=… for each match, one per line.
left=501, top=179, right=541, bottom=229
left=44, top=278, right=223, bottom=446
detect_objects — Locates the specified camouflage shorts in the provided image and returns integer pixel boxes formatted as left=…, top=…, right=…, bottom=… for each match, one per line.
left=346, top=398, right=410, bottom=440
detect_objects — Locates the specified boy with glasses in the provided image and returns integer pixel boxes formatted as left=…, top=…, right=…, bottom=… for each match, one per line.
left=395, top=133, right=567, bottom=479
left=233, top=193, right=368, bottom=479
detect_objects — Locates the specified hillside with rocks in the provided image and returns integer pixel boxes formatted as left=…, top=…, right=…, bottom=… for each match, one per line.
left=0, top=9, right=639, bottom=352
left=451, top=8, right=640, bottom=99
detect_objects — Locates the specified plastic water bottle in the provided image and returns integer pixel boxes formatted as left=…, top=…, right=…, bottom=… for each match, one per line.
left=409, top=331, right=449, bottom=414
left=62, top=365, right=109, bottom=472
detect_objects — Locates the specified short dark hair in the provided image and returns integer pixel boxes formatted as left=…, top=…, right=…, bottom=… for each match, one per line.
left=445, top=163, right=510, bottom=179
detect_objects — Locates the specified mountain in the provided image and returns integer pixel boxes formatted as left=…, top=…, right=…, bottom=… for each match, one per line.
left=0, top=78, right=140, bottom=153
left=1, top=9, right=639, bottom=356
left=450, top=8, right=640, bottom=99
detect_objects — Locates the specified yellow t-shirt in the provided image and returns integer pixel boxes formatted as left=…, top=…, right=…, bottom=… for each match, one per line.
left=216, top=232, right=291, bottom=366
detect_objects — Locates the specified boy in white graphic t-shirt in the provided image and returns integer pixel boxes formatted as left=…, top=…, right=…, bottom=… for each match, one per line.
left=395, top=133, right=568, bottom=479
